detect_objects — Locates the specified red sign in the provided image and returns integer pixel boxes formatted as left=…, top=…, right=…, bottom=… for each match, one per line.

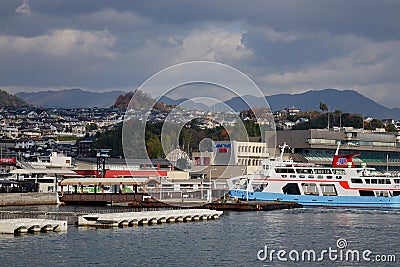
left=0, top=158, right=17, bottom=165
left=218, top=148, right=228, bottom=153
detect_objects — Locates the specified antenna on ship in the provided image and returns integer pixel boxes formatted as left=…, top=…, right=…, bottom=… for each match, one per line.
left=335, top=143, right=340, bottom=156
left=279, top=142, right=289, bottom=161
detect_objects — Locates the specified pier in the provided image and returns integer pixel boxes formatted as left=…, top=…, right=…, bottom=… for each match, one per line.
left=78, top=209, right=223, bottom=227
left=60, top=192, right=146, bottom=205
left=0, top=218, right=68, bottom=234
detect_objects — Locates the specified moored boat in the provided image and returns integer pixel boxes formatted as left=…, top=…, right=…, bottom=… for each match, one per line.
left=227, top=143, right=400, bottom=208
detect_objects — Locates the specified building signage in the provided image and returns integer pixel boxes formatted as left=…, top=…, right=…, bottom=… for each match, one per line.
left=215, top=143, right=231, bottom=148
left=0, top=158, right=17, bottom=165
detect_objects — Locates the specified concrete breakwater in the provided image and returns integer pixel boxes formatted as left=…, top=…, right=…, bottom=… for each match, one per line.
left=78, top=209, right=223, bottom=227
left=0, top=193, right=58, bottom=206
left=0, top=218, right=68, bottom=234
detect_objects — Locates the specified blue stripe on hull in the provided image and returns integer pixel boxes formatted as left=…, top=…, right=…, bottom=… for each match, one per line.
left=228, top=190, right=400, bottom=208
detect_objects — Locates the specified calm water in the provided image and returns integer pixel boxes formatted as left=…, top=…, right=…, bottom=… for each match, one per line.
left=0, top=206, right=399, bottom=266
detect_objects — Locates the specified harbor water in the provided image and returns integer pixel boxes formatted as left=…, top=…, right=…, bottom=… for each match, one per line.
left=0, top=206, right=398, bottom=266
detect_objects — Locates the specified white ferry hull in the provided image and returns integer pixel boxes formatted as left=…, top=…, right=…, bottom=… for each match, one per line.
left=228, top=189, right=400, bottom=208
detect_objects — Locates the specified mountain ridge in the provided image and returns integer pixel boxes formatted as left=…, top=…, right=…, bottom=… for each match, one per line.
left=0, top=89, right=30, bottom=107
left=16, top=88, right=127, bottom=108
left=14, top=88, right=400, bottom=119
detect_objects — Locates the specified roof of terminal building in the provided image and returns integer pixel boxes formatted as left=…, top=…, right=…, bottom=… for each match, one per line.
left=59, top=177, right=147, bottom=186
left=10, top=169, right=76, bottom=175
left=76, top=157, right=172, bottom=165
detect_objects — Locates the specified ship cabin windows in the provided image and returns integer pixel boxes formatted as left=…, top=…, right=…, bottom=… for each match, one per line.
left=314, top=169, right=332, bottom=174
left=351, top=178, right=363, bottom=184
left=376, top=191, right=390, bottom=197
left=302, top=183, right=319, bottom=195
left=332, top=169, right=346, bottom=175
left=308, top=175, right=315, bottom=179
left=297, top=169, right=313, bottom=174
left=254, top=183, right=268, bottom=192
left=275, top=168, right=295, bottom=174
left=392, top=191, right=400, bottom=196
left=282, top=183, right=301, bottom=195
left=359, top=190, right=375, bottom=196
left=320, top=184, right=337, bottom=196
left=317, top=175, right=324, bottom=179
left=394, top=179, right=400, bottom=184
left=368, top=179, right=392, bottom=184
left=299, top=175, right=306, bottom=178
left=326, top=175, right=333, bottom=179
left=332, top=169, right=345, bottom=179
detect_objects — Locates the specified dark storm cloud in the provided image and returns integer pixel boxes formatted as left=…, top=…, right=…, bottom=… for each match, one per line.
left=1, top=0, right=400, bottom=107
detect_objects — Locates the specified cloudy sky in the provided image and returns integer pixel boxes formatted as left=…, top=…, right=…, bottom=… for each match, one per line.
left=1, top=0, right=399, bottom=107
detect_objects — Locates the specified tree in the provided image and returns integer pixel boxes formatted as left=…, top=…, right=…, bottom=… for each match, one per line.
left=365, top=119, right=384, bottom=130
left=319, top=102, right=328, bottom=112
left=92, top=126, right=123, bottom=157
left=146, top=136, right=164, bottom=159
left=386, top=123, right=397, bottom=132
left=319, top=102, right=329, bottom=128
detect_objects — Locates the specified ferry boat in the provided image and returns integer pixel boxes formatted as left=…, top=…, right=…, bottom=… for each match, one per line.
left=227, top=143, right=400, bottom=208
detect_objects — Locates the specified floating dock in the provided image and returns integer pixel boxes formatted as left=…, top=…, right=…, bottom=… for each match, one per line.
left=0, top=218, right=68, bottom=234
left=78, top=209, right=223, bottom=227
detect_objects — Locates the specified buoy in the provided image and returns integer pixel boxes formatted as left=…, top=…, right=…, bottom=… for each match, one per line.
left=192, top=215, right=200, bottom=221
left=139, top=219, right=149, bottom=225
left=28, top=225, right=41, bottom=233
left=158, top=218, right=166, bottom=224
left=15, top=226, right=28, bottom=234
left=129, top=220, right=138, bottom=227
left=200, top=215, right=208, bottom=220
left=41, top=224, right=54, bottom=232
left=119, top=220, right=129, bottom=227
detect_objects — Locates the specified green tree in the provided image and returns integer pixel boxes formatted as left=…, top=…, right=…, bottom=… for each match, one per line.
left=365, top=119, right=384, bottom=130
left=179, top=127, right=193, bottom=155
left=386, top=123, right=397, bottom=132
left=319, top=102, right=328, bottom=112
left=146, top=136, right=164, bottom=159
left=92, top=126, right=123, bottom=157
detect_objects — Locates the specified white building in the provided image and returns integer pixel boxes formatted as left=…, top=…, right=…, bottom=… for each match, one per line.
left=193, top=141, right=269, bottom=174
left=30, top=152, right=73, bottom=169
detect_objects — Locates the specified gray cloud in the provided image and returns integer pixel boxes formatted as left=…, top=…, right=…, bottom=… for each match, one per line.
left=1, top=0, right=400, bottom=108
